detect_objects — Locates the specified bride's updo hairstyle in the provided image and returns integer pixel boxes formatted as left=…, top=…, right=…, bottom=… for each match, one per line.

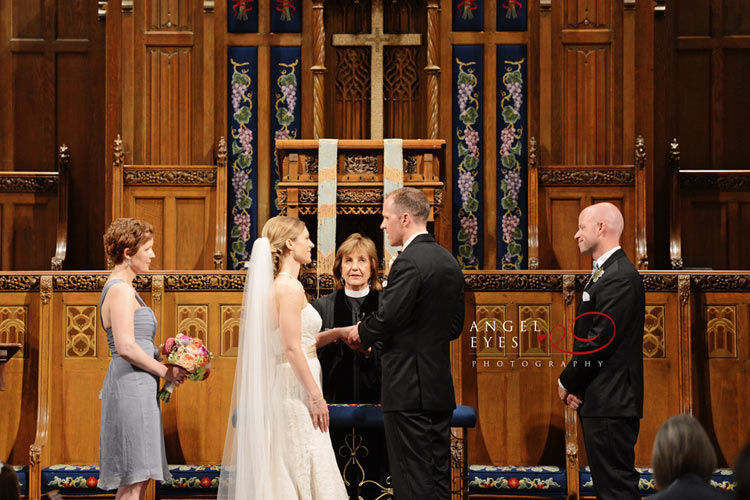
left=261, top=216, right=306, bottom=276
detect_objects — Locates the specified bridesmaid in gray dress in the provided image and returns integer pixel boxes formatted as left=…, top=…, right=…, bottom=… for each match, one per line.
left=99, top=218, right=187, bottom=499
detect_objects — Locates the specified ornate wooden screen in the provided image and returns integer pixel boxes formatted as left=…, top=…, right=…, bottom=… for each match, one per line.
left=111, top=135, right=228, bottom=270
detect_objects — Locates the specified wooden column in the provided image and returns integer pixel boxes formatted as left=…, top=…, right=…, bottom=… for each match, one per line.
left=635, top=135, right=648, bottom=269
left=425, top=0, right=441, bottom=140
left=30, top=276, right=53, bottom=500
left=562, top=274, right=579, bottom=499
left=678, top=274, right=693, bottom=414
left=311, top=0, right=326, bottom=139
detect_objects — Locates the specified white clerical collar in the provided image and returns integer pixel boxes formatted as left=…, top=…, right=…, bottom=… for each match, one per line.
left=402, top=231, right=429, bottom=252
left=344, top=286, right=370, bottom=298
left=595, top=246, right=621, bottom=268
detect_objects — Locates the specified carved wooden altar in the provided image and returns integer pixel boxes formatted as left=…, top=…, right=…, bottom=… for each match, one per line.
left=275, top=139, right=445, bottom=219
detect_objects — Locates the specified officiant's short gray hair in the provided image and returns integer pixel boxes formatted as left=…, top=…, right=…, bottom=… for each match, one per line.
left=387, top=187, right=429, bottom=223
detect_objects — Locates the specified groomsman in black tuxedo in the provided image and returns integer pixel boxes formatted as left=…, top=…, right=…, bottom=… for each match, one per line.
left=347, top=187, right=465, bottom=500
left=558, top=202, right=645, bottom=500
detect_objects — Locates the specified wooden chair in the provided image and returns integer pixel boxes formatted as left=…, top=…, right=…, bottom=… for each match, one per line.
left=668, top=138, right=750, bottom=270
left=527, top=137, right=648, bottom=271
left=0, top=145, right=69, bottom=271
left=111, top=135, right=228, bottom=270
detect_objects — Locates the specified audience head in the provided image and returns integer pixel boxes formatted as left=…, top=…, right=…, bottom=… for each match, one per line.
left=333, top=233, right=381, bottom=291
left=574, top=202, right=625, bottom=260
left=651, top=414, right=717, bottom=490
left=261, top=216, right=311, bottom=274
left=0, top=463, right=20, bottom=500
left=103, top=218, right=155, bottom=271
left=381, top=187, right=430, bottom=247
left=735, top=443, right=750, bottom=500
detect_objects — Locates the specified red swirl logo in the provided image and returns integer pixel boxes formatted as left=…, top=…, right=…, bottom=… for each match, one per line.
left=538, top=311, right=616, bottom=355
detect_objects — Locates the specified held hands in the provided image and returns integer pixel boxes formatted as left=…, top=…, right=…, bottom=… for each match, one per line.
left=308, top=393, right=329, bottom=433
left=557, top=384, right=583, bottom=410
left=164, top=365, right=189, bottom=385
left=340, top=323, right=367, bottom=353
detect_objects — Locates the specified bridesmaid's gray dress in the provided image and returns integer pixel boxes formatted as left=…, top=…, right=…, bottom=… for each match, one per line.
left=98, top=279, right=170, bottom=490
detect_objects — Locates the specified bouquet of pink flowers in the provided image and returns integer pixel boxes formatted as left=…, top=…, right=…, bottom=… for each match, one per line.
left=157, top=333, right=213, bottom=402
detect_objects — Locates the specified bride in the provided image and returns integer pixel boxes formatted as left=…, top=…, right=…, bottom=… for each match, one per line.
left=218, top=216, right=349, bottom=499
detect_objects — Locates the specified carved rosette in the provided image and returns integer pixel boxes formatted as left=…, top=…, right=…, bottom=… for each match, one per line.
left=300, top=273, right=335, bottom=291
left=123, top=169, right=217, bottom=186
left=566, top=442, right=578, bottom=460
left=0, top=276, right=40, bottom=291
left=669, top=138, right=680, bottom=170
left=678, top=275, right=691, bottom=304
left=217, top=136, right=227, bottom=167
left=671, top=257, right=683, bottom=270
left=0, top=176, right=58, bottom=193
left=528, top=137, right=538, bottom=169
left=305, top=156, right=319, bottom=174
left=152, top=275, right=164, bottom=303
left=680, top=174, right=750, bottom=191
left=528, top=257, right=539, bottom=270
left=338, top=190, right=383, bottom=204
left=40, top=276, right=52, bottom=304
left=563, top=275, right=575, bottom=305
left=635, top=136, right=646, bottom=169
left=30, top=444, right=41, bottom=466
left=58, top=144, right=70, bottom=174
left=344, top=155, right=378, bottom=174
left=539, top=169, right=635, bottom=186
left=113, top=134, right=125, bottom=167
left=404, top=156, right=418, bottom=174
left=463, top=274, right=564, bottom=291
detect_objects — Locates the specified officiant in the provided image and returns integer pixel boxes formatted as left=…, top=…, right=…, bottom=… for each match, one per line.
left=311, top=233, right=382, bottom=404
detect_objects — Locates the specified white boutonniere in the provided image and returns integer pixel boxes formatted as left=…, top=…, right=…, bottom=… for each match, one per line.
left=388, top=254, right=398, bottom=269
left=592, top=267, right=605, bottom=283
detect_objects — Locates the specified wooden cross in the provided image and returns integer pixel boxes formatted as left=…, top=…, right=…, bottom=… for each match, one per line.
left=332, top=0, right=422, bottom=139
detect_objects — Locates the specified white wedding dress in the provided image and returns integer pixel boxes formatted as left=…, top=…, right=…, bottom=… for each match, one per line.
left=267, top=304, right=349, bottom=499
left=218, top=238, right=347, bottom=500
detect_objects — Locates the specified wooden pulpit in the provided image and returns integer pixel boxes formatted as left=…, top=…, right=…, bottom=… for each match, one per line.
left=275, top=139, right=446, bottom=218
left=0, top=343, right=21, bottom=391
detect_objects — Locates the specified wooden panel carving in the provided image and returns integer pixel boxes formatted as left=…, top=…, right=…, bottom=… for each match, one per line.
left=384, top=47, right=420, bottom=139
left=518, top=305, right=550, bottom=357
left=383, top=0, right=423, bottom=33
left=565, top=0, right=611, bottom=28
left=328, top=0, right=372, bottom=34
left=564, top=47, right=610, bottom=165
left=705, top=305, right=736, bottom=358
left=148, top=0, right=193, bottom=31
left=220, top=305, right=241, bottom=357
left=643, top=305, right=665, bottom=358
left=0, top=306, right=27, bottom=355
left=177, top=305, right=208, bottom=341
left=65, top=306, right=97, bottom=357
left=146, top=49, right=193, bottom=164
left=474, top=305, right=506, bottom=357
left=334, top=47, right=371, bottom=139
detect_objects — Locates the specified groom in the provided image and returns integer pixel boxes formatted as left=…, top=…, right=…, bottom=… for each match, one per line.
left=347, top=187, right=465, bottom=499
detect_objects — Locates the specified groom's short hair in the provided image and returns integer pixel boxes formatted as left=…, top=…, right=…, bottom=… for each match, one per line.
left=387, top=187, right=430, bottom=223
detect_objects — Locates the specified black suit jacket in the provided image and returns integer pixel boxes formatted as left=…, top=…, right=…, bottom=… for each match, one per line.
left=559, top=248, right=645, bottom=418
left=648, top=474, right=733, bottom=500
left=358, top=233, right=465, bottom=412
